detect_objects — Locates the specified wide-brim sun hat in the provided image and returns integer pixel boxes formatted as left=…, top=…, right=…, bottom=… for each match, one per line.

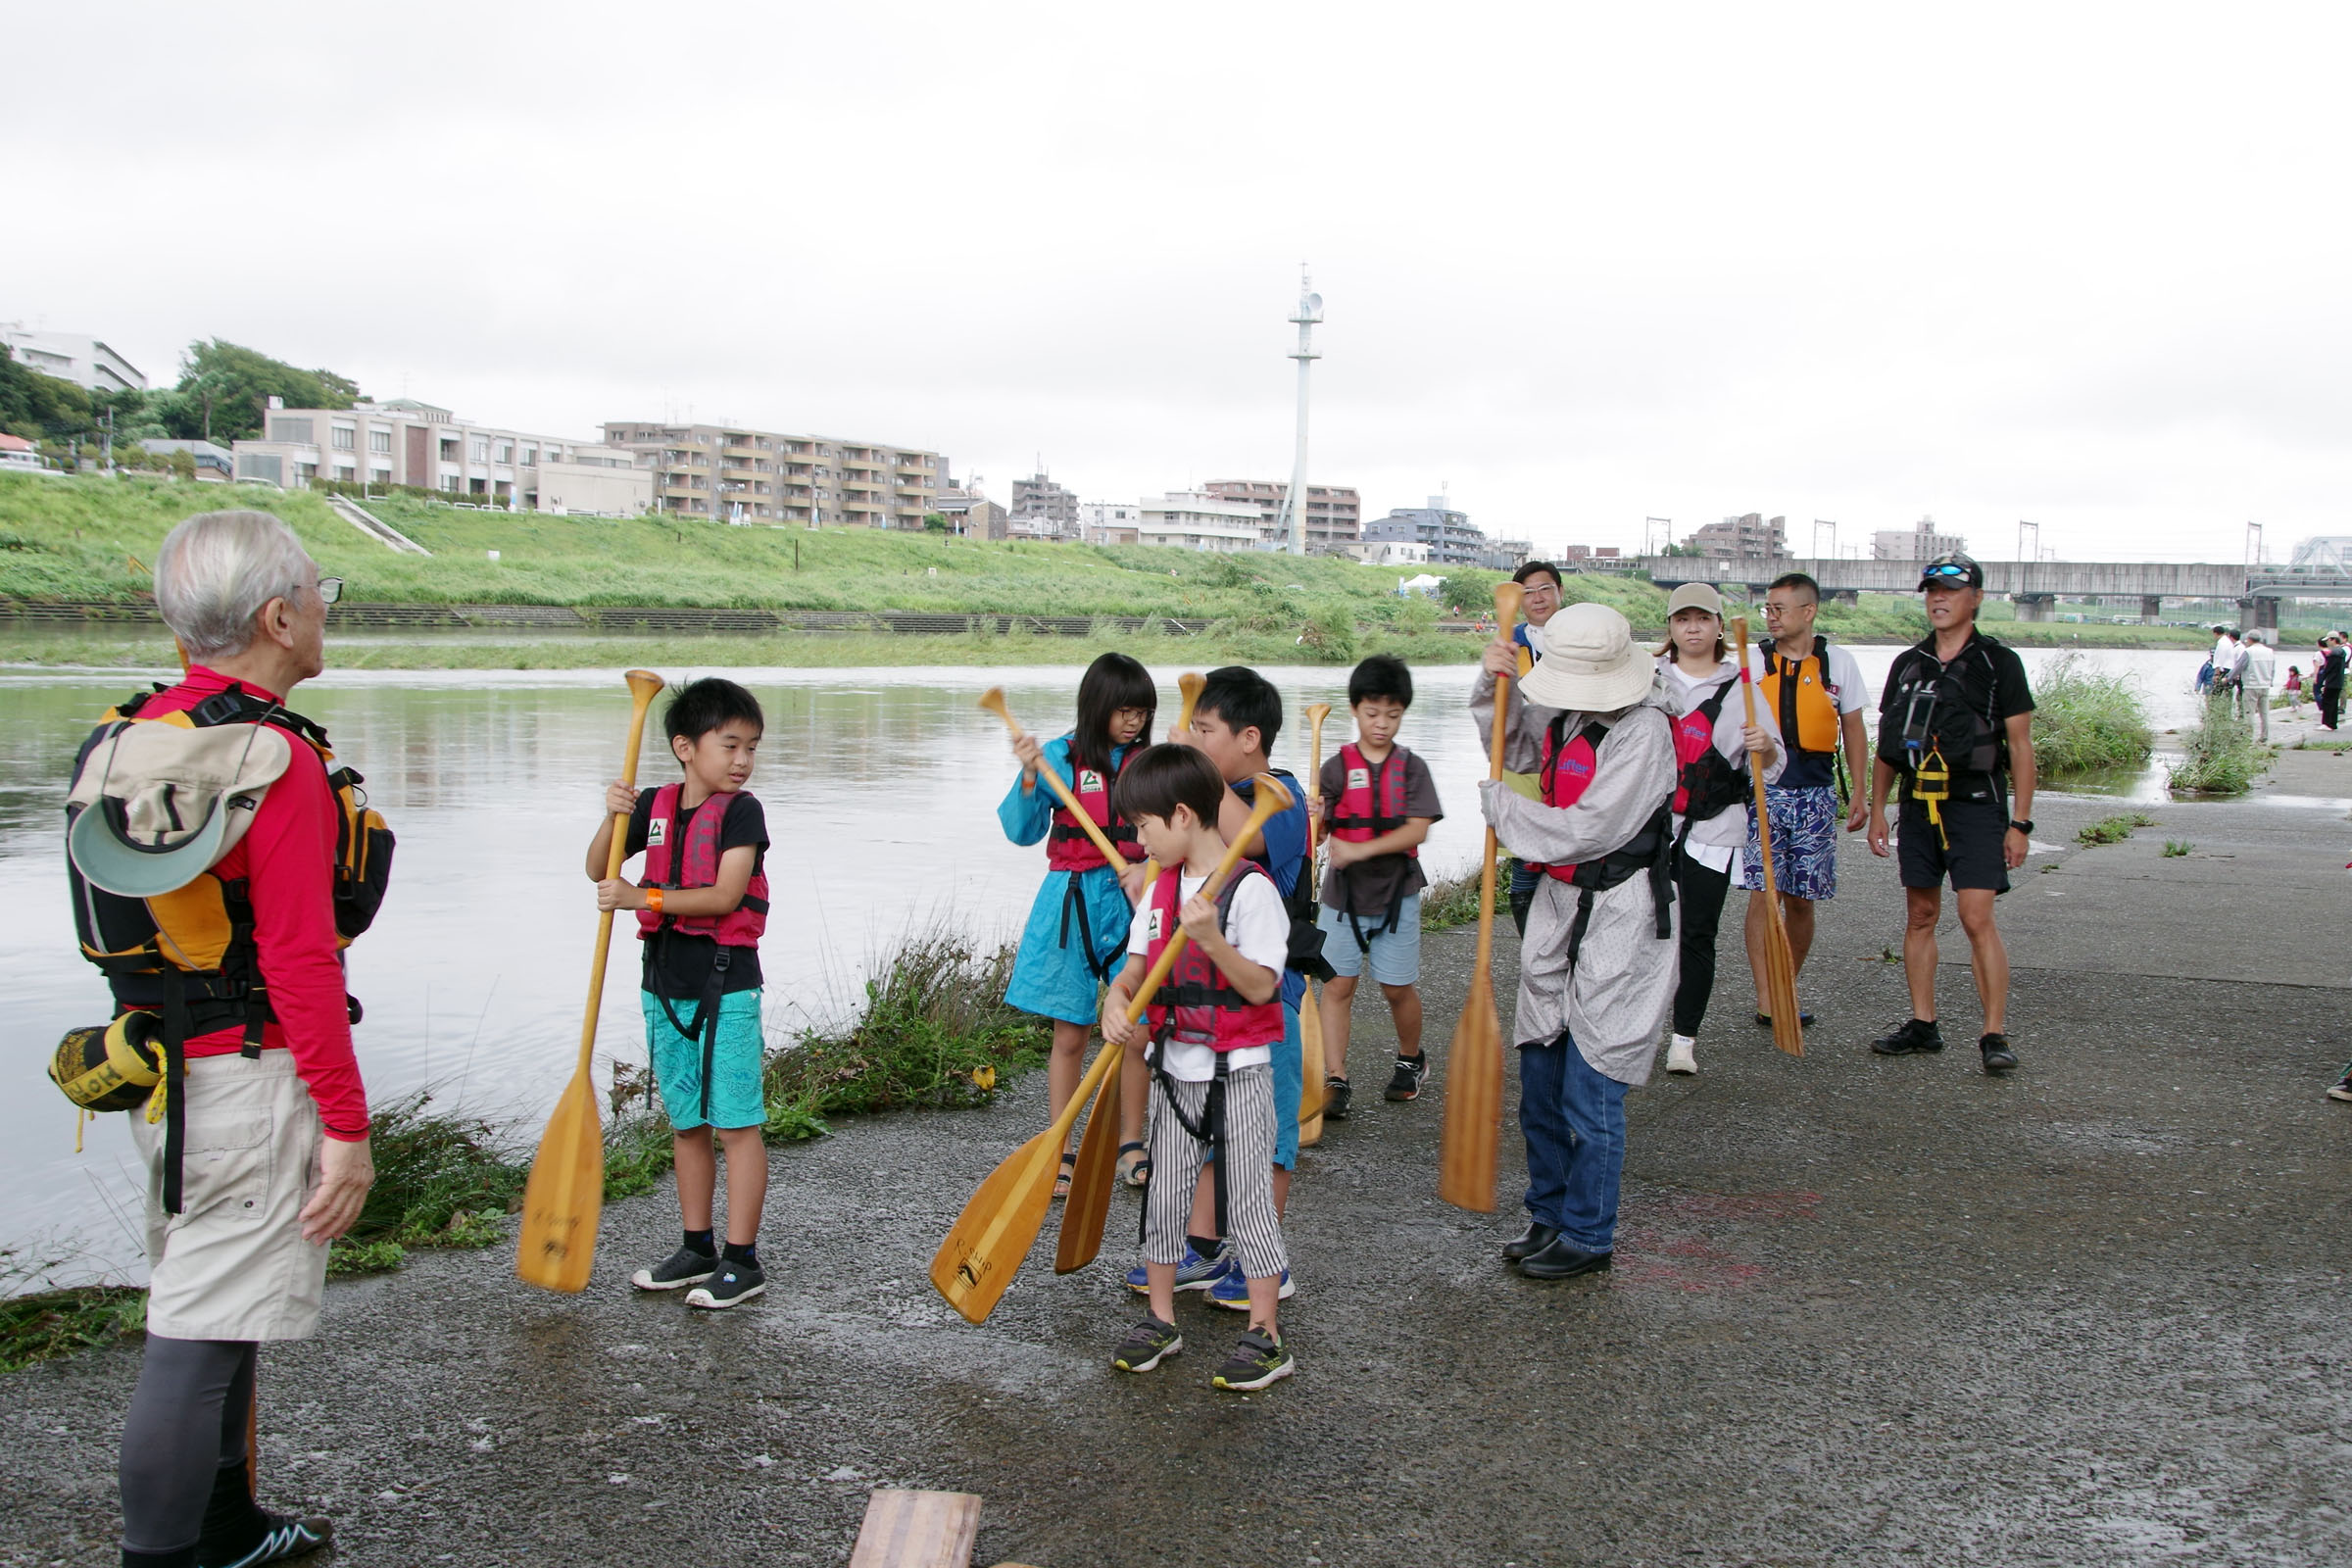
left=1665, top=582, right=1724, bottom=619
left=1519, top=602, right=1658, bottom=712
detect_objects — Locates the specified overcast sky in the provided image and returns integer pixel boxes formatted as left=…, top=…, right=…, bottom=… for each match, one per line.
left=10, top=2, right=2348, bottom=563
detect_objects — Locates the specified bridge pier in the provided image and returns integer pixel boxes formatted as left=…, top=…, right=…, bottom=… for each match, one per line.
left=2246, top=596, right=2279, bottom=631
left=2013, top=593, right=2056, bottom=623
left=2141, top=596, right=2164, bottom=625
left=1829, top=589, right=1861, bottom=607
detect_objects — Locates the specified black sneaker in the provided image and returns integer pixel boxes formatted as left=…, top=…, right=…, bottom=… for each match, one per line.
left=1980, top=1033, right=2019, bottom=1073
left=1384, top=1054, right=1429, bottom=1102
left=685, top=1258, right=765, bottom=1309
left=1112, top=1315, right=1183, bottom=1373
left=1870, top=1018, right=1946, bottom=1055
left=630, top=1245, right=718, bottom=1292
left=1755, top=1011, right=1816, bottom=1029
left=1322, top=1077, right=1353, bottom=1120
left=1210, top=1328, right=1294, bottom=1391
left=198, top=1510, right=333, bottom=1567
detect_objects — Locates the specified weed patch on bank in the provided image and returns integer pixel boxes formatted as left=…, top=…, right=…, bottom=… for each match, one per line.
left=2169, top=696, right=2271, bottom=796
left=327, top=1092, right=529, bottom=1276
left=2034, top=656, right=2156, bottom=775
left=2077, top=811, right=2158, bottom=847
left=1423, top=862, right=1508, bottom=930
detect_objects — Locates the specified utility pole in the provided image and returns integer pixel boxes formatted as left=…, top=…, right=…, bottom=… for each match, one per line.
left=1278, top=268, right=1323, bottom=558
left=2245, top=520, right=2263, bottom=569
left=1643, top=516, right=1672, bottom=557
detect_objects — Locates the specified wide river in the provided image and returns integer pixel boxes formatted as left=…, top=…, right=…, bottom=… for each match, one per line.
left=0, top=646, right=2232, bottom=1286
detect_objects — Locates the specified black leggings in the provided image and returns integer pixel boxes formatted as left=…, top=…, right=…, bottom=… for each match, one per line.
left=1671, top=845, right=1733, bottom=1038
left=120, top=1336, right=255, bottom=1553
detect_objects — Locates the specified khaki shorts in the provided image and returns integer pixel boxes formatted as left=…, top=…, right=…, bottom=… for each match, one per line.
left=130, top=1051, right=329, bottom=1342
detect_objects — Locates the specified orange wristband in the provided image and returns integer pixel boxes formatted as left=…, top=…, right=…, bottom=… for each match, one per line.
left=645, top=887, right=664, bottom=915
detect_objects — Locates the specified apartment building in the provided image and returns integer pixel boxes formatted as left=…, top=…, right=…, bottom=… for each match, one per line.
left=1079, top=501, right=1143, bottom=547
left=1138, top=491, right=1263, bottom=553
left=1010, top=471, right=1079, bottom=534
left=602, top=421, right=946, bottom=528
left=232, top=399, right=650, bottom=514
left=1, top=321, right=146, bottom=394
left=1683, top=513, right=1788, bottom=563
left=1362, top=496, right=1490, bottom=565
left=1200, top=478, right=1361, bottom=552
left=934, top=484, right=1009, bottom=540
left=1871, top=515, right=1967, bottom=562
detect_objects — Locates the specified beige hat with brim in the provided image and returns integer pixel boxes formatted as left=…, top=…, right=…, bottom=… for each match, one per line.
left=1518, top=602, right=1658, bottom=712
left=1665, top=582, right=1724, bottom=619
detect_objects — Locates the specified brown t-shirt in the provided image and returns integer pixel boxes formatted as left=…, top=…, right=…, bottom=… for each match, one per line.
left=1316, top=744, right=1444, bottom=917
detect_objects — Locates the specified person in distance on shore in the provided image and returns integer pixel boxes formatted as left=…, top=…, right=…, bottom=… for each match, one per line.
left=1742, top=572, right=1872, bottom=1033
left=1314, top=654, right=1443, bottom=1113
left=1475, top=603, right=1680, bottom=1280
left=999, top=653, right=1156, bottom=1194
left=1865, top=554, right=2037, bottom=1073
left=2315, top=634, right=2345, bottom=731
left=1652, top=584, right=1783, bottom=1076
left=2239, top=632, right=2276, bottom=743
left=590, top=677, right=775, bottom=1308
left=1102, top=744, right=1295, bottom=1390
left=89, top=512, right=378, bottom=1568
left=1474, top=560, right=1567, bottom=933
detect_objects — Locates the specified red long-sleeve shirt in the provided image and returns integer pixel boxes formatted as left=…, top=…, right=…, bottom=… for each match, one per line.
left=132, top=667, right=370, bottom=1140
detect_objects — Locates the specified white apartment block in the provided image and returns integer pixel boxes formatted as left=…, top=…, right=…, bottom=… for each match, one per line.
left=1079, top=502, right=1144, bottom=547
left=2, top=321, right=146, bottom=393
left=1137, top=491, right=1264, bottom=554
left=1872, top=516, right=1968, bottom=563
left=232, top=399, right=651, bottom=514
left=602, top=421, right=947, bottom=528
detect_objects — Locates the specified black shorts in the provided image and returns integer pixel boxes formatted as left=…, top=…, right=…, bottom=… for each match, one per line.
left=1897, top=795, right=2010, bottom=894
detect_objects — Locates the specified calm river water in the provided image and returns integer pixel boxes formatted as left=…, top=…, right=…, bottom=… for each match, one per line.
left=0, top=646, right=2230, bottom=1285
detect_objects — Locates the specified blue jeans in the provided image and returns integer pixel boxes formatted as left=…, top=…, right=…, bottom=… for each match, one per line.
left=1518, top=1032, right=1629, bottom=1251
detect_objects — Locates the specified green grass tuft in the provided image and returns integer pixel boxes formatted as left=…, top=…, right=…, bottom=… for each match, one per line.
left=1421, top=861, right=1508, bottom=931
left=2032, top=655, right=2156, bottom=775
left=0, top=1279, right=147, bottom=1372
left=2076, top=811, right=2158, bottom=847
left=2163, top=840, right=2194, bottom=857
left=325, top=1090, right=530, bottom=1276
left=2167, top=695, right=2271, bottom=796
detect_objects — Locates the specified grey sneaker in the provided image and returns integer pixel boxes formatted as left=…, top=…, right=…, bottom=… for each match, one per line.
left=1211, top=1328, right=1295, bottom=1391
left=684, top=1258, right=765, bottom=1309
left=631, top=1245, right=718, bottom=1292
left=1112, top=1316, right=1184, bottom=1373
left=1384, top=1054, right=1429, bottom=1102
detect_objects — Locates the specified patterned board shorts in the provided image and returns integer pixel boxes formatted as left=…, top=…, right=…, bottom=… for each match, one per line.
left=1740, top=784, right=1840, bottom=902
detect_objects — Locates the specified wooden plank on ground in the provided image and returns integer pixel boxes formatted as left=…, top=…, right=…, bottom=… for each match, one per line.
left=847, top=1490, right=983, bottom=1568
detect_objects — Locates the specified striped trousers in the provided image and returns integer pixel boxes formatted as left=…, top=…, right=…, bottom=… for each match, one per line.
left=1143, top=1063, right=1287, bottom=1282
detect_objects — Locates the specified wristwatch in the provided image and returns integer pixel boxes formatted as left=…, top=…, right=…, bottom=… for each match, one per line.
left=2008, top=818, right=2034, bottom=834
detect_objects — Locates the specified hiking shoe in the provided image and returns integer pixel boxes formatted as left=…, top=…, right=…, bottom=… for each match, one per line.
left=1384, top=1053, right=1430, bottom=1101
left=1870, top=1018, right=1945, bottom=1055
left=1980, top=1033, right=2019, bottom=1073
left=2329, top=1072, right=2352, bottom=1103
left=1125, top=1244, right=1234, bottom=1295
left=1322, top=1077, right=1353, bottom=1120
left=1211, top=1328, right=1295, bottom=1391
left=198, top=1511, right=333, bottom=1567
left=1111, top=1315, right=1184, bottom=1373
left=1207, top=1266, right=1295, bottom=1310
left=631, top=1245, right=718, bottom=1292
left=684, top=1258, right=765, bottom=1309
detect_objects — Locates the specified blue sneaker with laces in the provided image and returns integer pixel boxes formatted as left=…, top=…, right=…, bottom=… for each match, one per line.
left=1207, top=1264, right=1295, bottom=1310
left=1124, top=1243, right=1235, bottom=1295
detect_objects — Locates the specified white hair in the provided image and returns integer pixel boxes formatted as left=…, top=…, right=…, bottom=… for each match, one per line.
left=153, top=511, right=319, bottom=660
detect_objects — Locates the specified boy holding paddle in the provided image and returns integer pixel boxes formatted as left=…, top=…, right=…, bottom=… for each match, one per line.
left=588, top=677, right=773, bottom=1309
left=1101, top=744, right=1295, bottom=1390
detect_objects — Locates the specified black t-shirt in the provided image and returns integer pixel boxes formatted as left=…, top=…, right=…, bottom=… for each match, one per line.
left=625, top=787, right=768, bottom=999
left=1879, top=631, right=2034, bottom=803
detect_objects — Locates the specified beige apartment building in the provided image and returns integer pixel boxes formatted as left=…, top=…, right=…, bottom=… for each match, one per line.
left=1201, top=478, right=1361, bottom=552
left=231, top=399, right=650, bottom=514
left=601, top=421, right=948, bottom=527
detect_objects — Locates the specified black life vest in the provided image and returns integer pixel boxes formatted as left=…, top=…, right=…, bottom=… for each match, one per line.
left=1877, top=633, right=2008, bottom=786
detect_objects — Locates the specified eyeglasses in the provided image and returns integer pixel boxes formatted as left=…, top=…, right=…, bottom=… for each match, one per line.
left=1920, top=564, right=1974, bottom=584
left=316, top=576, right=344, bottom=605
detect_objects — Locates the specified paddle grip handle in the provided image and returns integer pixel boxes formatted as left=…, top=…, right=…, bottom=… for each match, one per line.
left=984, top=692, right=1134, bottom=872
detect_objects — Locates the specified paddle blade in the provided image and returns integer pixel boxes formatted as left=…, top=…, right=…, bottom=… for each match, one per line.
left=1438, top=970, right=1503, bottom=1212
left=1054, top=1050, right=1126, bottom=1274
left=977, top=686, right=1013, bottom=728
left=516, top=1072, right=605, bottom=1293
left=931, top=1127, right=1061, bottom=1322
left=1760, top=906, right=1805, bottom=1057
left=1298, top=980, right=1326, bottom=1146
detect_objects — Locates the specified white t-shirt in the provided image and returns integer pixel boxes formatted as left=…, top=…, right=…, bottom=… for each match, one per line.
left=1125, top=866, right=1289, bottom=1081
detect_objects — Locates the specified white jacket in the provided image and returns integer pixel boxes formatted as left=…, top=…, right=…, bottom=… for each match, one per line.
left=1656, top=656, right=1786, bottom=855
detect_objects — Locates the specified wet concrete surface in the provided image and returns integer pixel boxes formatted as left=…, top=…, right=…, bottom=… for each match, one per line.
left=7, top=790, right=2351, bottom=1566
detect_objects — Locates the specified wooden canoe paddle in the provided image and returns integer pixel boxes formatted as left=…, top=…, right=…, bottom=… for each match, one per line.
left=1439, top=582, right=1523, bottom=1212
left=518, top=667, right=666, bottom=1291
left=1297, top=700, right=1334, bottom=1144
left=938, top=774, right=1293, bottom=1320
left=979, top=686, right=1135, bottom=871
left=1733, top=617, right=1805, bottom=1058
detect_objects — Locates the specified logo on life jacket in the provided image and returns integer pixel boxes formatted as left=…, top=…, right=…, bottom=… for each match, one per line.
left=647, top=816, right=668, bottom=848
left=636, top=782, right=767, bottom=948
left=1045, top=741, right=1141, bottom=873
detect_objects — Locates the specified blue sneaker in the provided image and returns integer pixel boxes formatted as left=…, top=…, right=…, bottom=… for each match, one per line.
left=1207, top=1265, right=1295, bottom=1310
left=1124, top=1244, right=1234, bottom=1295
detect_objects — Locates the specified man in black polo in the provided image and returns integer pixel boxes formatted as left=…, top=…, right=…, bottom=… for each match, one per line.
left=1863, top=553, right=2036, bottom=1073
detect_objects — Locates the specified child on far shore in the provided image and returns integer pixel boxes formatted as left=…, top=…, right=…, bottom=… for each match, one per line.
left=1314, top=655, right=1442, bottom=1115
left=588, top=677, right=773, bottom=1309
left=1102, top=744, right=1294, bottom=1390
left=2286, top=664, right=2304, bottom=715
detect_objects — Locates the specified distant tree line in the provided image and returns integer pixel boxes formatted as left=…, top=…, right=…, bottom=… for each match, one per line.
left=2, top=338, right=363, bottom=465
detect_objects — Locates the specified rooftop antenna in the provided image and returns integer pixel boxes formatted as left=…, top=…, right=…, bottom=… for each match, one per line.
left=1277, top=266, right=1323, bottom=557
left=1812, top=519, right=1837, bottom=561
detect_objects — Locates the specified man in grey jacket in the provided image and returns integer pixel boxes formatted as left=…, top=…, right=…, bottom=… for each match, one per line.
left=1472, top=603, right=1679, bottom=1280
left=2239, top=632, right=2276, bottom=741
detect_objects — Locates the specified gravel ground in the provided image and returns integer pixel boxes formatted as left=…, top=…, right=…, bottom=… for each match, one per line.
left=6, top=788, right=2350, bottom=1567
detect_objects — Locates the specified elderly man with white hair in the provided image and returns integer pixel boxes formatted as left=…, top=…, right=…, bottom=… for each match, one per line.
left=70, top=511, right=378, bottom=1568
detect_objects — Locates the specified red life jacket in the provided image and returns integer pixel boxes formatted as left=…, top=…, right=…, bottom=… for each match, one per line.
left=1527, top=720, right=1606, bottom=884
left=1141, top=864, right=1285, bottom=1052
left=636, top=782, right=767, bottom=947
left=1328, top=742, right=1418, bottom=859
left=1523, top=711, right=1677, bottom=960
left=1046, top=740, right=1141, bottom=872
left=1669, top=683, right=1744, bottom=823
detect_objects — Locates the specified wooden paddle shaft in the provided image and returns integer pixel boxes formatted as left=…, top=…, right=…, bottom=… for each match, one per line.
left=978, top=688, right=1133, bottom=871
left=1728, top=620, right=1784, bottom=896
left=576, top=670, right=667, bottom=1079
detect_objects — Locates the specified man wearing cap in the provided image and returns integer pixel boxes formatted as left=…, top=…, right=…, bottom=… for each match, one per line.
left=1474, top=560, right=1568, bottom=932
left=1865, top=553, right=2037, bottom=1073
left=1473, top=603, right=1679, bottom=1279
left=81, top=511, right=373, bottom=1567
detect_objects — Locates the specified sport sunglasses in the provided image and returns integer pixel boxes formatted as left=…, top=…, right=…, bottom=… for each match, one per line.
left=1920, top=564, right=1975, bottom=584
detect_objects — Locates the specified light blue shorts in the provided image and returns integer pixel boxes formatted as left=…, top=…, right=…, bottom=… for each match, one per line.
left=643, top=988, right=767, bottom=1131
left=1316, top=893, right=1423, bottom=987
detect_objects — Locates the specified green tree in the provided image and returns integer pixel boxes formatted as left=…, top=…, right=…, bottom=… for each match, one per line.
left=0, top=345, right=94, bottom=438
left=157, top=339, right=362, bottom=444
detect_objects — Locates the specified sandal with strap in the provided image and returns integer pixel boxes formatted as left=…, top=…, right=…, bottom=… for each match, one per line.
left=1116, top=1142, right=1151, bottom=1190
left=1053, top=1149, right=1077, bottom=1200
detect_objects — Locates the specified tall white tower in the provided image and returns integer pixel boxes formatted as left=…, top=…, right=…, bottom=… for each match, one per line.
left=1278, top=267, right=1323, bottom=558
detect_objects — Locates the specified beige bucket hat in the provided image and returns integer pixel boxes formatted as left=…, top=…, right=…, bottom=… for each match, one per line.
left=1518, top=602, right=1658, bottom=712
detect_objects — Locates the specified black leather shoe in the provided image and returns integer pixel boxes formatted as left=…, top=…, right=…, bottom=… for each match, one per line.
left=1980, top=1033, right=2019, bottom=1073
left=1501, top=1223, right=1560, bottom=1260
left=1516, top=1235, right=1613, bottom=1279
